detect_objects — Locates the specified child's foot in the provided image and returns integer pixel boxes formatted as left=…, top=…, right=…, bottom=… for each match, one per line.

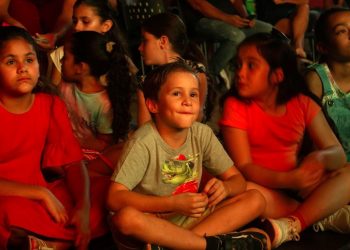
left=212, top=227, right=271, bottom=250
left=259, top=217, right=300, bottom=248
left=313, top=205, right=350, bottom=233
left=28, top=235, right=54, bottom=250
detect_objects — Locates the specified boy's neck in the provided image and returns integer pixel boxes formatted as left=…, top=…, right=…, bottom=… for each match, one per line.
left=0, top=93, right=34, bottom=114
left=153, top=122, right=189, bottom=149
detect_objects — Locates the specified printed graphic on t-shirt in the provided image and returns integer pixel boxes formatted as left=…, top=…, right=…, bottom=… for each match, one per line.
left=162, top=154, right=199, bottom=195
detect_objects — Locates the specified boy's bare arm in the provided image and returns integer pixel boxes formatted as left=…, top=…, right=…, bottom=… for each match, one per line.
left=107, top=182, right=208, bottom=217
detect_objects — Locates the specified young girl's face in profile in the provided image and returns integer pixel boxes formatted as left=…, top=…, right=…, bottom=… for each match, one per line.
left=0, top=38, right=39, bottom=97
left=139, top=30, right=165, bottom=66
left=73, top=3, right=111, bottom=33
left=235, top=44, right=276, bottom=100
left=61, top=42, right=78, bottom=83
left=150, top=71, right=200, bottom=130
left=323, top=11, right=350, bottom=61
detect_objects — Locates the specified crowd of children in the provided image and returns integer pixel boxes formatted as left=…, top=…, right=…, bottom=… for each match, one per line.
left=0, top=0, right=350, bottom=249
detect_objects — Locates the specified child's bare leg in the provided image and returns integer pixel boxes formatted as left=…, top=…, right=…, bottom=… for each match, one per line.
left=112, top=207, right=207, bottom=250
left=191, top=189, right=265, bottom=236
left=292, top=3, right=309, bottom=58
left=249, top=166, right=350, bottom=229
left=247, top=182, right=300, bottom=218
left=294, top=166, right=350, bottom=227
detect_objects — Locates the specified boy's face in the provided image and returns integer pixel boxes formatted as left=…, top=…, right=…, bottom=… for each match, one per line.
left=0, top=38, right=39, bottom=97
left=148, top=71, right=200, bottom=130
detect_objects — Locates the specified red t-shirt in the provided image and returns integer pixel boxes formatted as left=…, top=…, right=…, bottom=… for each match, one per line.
left=220, top=94, right=320, bottom=172
left=0, top=93, right=83, bottom=246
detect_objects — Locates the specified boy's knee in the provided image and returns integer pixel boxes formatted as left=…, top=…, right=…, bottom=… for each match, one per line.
left=112, top=207, right=142, bottom=235
left=245, top=189, right=266, bottom=213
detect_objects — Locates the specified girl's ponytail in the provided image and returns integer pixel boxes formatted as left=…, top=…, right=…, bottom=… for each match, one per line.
left=106, top=39, right=136, bottom=142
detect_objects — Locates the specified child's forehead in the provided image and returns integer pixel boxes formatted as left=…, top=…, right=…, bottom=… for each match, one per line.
left=163, top=70, right=198, bottom=87
left=0, top=38, right=35, bottom=54
left=238, top=44, right=263, bottom=59
left=327, top=11, right=350, bottom=27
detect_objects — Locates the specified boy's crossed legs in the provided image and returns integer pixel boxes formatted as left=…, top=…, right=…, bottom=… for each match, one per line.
left=111, top=189, right=271, bottom=250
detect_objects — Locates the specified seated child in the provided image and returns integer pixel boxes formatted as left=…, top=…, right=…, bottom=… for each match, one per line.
left=107, top=61, right=271, bottom=250
left=305, top=8, right=350, bottom=235
left=60, top=30, right=133, bottom=175
left=220, top=32, right=350, bottom=248
left=305, top=7, right=350, bottom=162
left=0, top=26, right=91, bottom=249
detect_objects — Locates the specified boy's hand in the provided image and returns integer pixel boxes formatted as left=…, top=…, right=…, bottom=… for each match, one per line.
left=172, top=192, right=208, bottom=217
left=203, top=178, right=228, bottom=207
left=41, top=188, right=69, bottom=224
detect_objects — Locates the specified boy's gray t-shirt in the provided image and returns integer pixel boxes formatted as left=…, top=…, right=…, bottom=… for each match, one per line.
left=111, top=121, right=233, bottom=196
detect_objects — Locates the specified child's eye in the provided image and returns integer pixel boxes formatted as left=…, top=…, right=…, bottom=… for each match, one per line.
left=26, top=58, right=34, bottom=63
left=6, top=59, right=15, bottom=65
left=172, top=91, right=181, bottom=96
left=248, top=62, right=256, bottom=69
left=335, top=28, right=348, bottom=36
left=233, top=62, right=242, bottom=70
left=190, top=92, right=199, bottom=98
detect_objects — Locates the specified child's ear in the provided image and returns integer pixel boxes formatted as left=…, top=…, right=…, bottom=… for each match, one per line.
left=145, top=98, right=159, bottom=114
left=101, top=20, right=113, bottom=33
left=79, top=62, right=90, bottom=75
left=159, top=35, right=170, bottom=50
left=270, top=67, right=284, bottom=85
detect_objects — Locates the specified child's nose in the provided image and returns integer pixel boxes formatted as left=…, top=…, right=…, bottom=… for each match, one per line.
left=138, top=43, right=143, bottom=52
left=183, top=96, right=192, bottom=106
left=74, top=22, right=83, bottom=32
left=18, top=63, right=28, bottom=73
left=236, top=67, right=244, bottom=79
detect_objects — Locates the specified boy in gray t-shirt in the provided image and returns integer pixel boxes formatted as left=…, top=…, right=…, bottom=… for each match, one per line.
left=107, top=62, right=270, bottom=250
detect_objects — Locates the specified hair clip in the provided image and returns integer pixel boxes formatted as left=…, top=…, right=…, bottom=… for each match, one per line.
left=106, top=41, right=116, bottom=53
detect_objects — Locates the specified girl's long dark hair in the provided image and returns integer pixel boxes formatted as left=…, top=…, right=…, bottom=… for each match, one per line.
left=69, top=31, right=134, bottom=142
